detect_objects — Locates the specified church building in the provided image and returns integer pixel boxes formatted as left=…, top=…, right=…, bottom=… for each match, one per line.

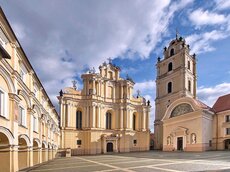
left=154, top=35, right=230, bottom=151
left=58, top=61, right=151, bottom=155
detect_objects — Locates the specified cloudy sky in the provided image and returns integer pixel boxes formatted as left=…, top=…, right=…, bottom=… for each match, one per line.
left=1, top=0, right=230, bottom=131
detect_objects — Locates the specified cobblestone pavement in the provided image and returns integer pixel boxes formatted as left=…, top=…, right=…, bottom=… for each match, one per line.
left=21, top=151, right=230, bottom=172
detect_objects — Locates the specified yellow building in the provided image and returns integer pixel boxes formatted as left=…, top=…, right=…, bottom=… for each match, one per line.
left=154, top=35, right=230, bottom=151
left=0, top=8, right=60, bottom=172
left=58, top=61, right=151, bottom=155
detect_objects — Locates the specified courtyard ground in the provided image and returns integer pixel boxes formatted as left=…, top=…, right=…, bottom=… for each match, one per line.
left=20, top=151, right=230, bottom=172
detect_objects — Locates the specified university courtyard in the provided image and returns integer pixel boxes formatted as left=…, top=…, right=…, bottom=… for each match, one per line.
left=20, top=151, right=230, bottom=172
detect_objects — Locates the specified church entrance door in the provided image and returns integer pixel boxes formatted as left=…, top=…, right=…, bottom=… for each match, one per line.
left=107, top=142, right=113, bottom=152
left=177, top=137, right=183, bottom=151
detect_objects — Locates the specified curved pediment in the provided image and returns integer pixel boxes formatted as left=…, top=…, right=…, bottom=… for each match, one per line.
left=170, top=103, right=193, bottom=118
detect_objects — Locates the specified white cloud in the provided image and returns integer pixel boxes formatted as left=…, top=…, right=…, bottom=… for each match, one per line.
left=186, top=30, right=228, bottom=54
left=197, top=82, right=230, bottom=107
left=189, top=8, right=227, bottom=27
left=2, top=0, right=193, bottom=108
left=216, top=0, right=230, bottom=10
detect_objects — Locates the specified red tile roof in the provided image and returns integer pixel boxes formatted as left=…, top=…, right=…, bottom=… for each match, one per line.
left=212, top=94, right=230, bottom=113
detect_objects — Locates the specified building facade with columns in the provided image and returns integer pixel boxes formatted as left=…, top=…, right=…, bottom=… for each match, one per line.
left=58, top=62, right=151, bottom=155
left=154, top=35, right=230, bottom=151
left=0, top=8, right=60, bottom=172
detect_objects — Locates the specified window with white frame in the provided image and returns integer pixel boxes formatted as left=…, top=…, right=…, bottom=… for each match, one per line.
left=19, top=106, right=26, bottom=126
left=33, top=116, right=37, bottom=132
left=226, top=128, right=230, bottom=135
left=34, top=85, right=39, bottom=98
left=19, top=63, right=27, bottom=82
left=0, top=90, right=5, bottom=117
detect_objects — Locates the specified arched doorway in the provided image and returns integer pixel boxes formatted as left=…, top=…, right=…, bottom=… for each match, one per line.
left=0, top=132, right=10, bottom=172
left=18, top=137, right=29, bottom=170
left=33, top=139, right=39, bottom=165
left=107, top=142, right=113, bottom=152
left=224, top=139, right=230, bottom=150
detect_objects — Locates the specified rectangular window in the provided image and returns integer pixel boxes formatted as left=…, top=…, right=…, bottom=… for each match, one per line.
left=226, top=128, right=230, bottom=135
left=19, top=106, right=26, bottom=126
left=33, top=116, right=37, bottom=132
left=77, top=140, right=82, bottom=145
left=0, top=90, right=4, bottom=117
left=226, top=115, right=230, bottom=122
left=34, top=85, right=38, bottom=98
left=133, top=140, right=137, bottom=144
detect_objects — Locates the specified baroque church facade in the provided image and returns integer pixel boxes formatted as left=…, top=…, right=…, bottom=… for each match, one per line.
left=154, top=35, right=230, bottom=151
left=58, top=61, right=151, bottom=155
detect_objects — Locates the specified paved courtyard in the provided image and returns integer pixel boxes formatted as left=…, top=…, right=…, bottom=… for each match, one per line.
left=21, top=151, right=230, bottom=172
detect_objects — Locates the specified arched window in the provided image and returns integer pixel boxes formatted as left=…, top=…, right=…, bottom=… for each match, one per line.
left=188, top=80, right=191, bottom=92
left=106, top=112, right=112, bottom=129
left=133, top=114, right=136, bottom=130
left=167, top=82, right=172, bottom=93
left=170, top=48, right=175, bottom=56
left=188, top=61, right=191, bottom=70
left=76, top=110, right=82, bottom=129
left=168, top=62, right=173, bottom=72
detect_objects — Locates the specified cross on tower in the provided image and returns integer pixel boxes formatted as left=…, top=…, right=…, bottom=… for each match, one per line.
left=107, top=57, right=112, bottom=64
left=72, top=80, right=77, bottom=90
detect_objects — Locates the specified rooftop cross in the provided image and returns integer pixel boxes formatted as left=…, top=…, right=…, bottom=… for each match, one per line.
left=72, top=80, right=78, bottom=90
left=107, top=57, right=112, bottom=64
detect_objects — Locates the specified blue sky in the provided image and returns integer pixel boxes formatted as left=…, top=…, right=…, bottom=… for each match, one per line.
left=1, top=0, right=230, bottom=131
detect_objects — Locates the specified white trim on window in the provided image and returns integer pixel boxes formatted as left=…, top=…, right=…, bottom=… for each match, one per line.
left=19, top=105, right=26, bottom=127
left=0, top=88, right=8, bottom=119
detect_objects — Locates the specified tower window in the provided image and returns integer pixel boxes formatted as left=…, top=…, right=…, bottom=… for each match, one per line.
left=188, top=61, right=191, bottom=70
left=188, top=80, right=191, bottom=92
left=170, top=48, right=175, bottom=56
left=226, top=115, right=230, bottom=122
left=167, top=82, right=172, bottom=94
left=133, top=114, right=136, bottom=130
left=168, top=62, right=173, bottom=72
left=76, top=110, right=82, bottom=129
left=106, top=112, right=112, bottom=129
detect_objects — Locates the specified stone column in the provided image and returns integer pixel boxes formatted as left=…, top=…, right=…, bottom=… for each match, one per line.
left=62, top=104, right=66, bottom=128
left=142, top=110, right=146, bottom=130
left=146, top=109, right=150, bottom=130
left=97, top=106, right=101, bottom=128
left=127, top=108, right=130, bottom=129
left=120, top=85, right=123, bottom=99
left=123, top=108, right=127, bottom=129
left=92, top=80, right=95, bottom=95
left=91, top=105, right=96, bottom=128
left=29, top=147, right=33, bottom=167
left=120, top=108, right=123, bottom=129
left=104, top=81, right=107, bottom=100
left=10, top=145, right=19, bottom=172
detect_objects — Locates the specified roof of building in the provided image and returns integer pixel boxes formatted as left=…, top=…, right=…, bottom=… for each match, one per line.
left=194, top=99, right=211, bottom=110
left=212, top=94, right=230, bottom=113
